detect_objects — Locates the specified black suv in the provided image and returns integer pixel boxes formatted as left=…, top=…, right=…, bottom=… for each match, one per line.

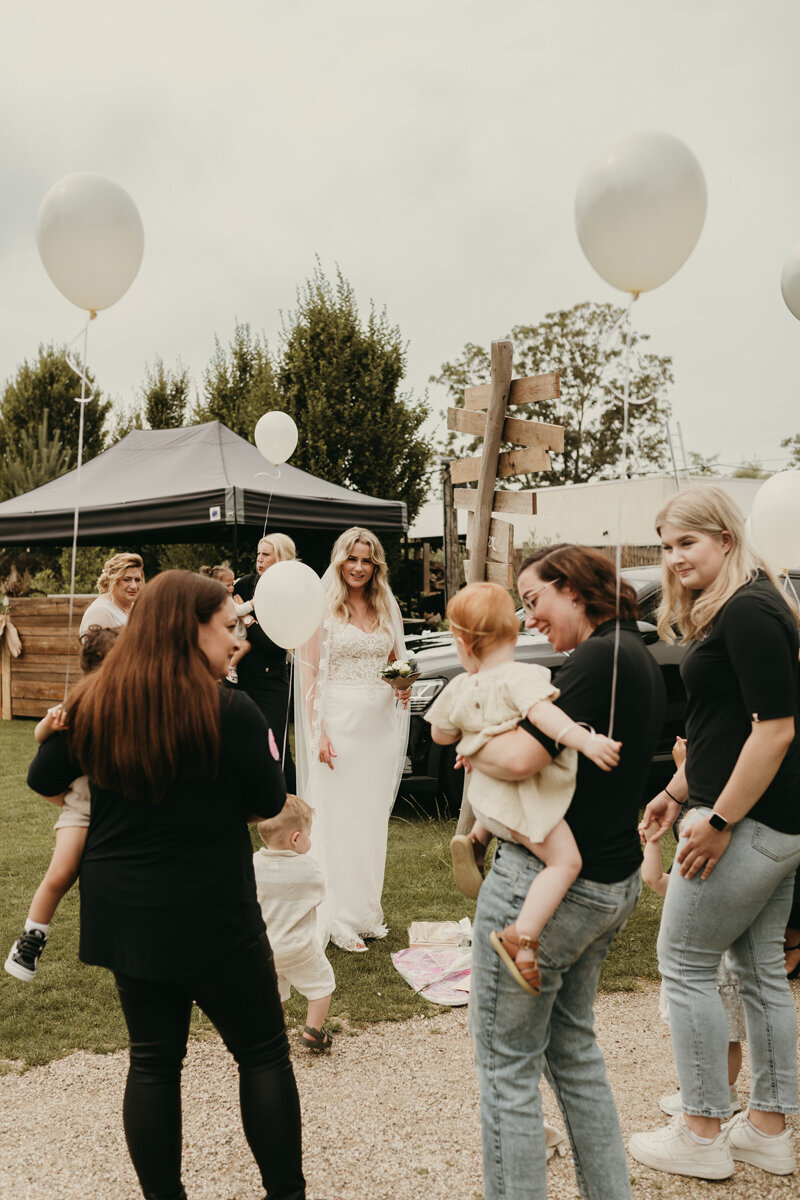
left=399, top=566, right=800, bottom=809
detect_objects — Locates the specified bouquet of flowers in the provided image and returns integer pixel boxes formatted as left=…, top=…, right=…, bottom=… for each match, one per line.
left=381, top=657, right=420, bottom=690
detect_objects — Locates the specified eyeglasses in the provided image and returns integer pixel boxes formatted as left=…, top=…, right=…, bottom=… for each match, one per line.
left=521, top=578, right=556, bottom=615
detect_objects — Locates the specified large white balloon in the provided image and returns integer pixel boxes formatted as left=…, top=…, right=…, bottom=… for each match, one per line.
left=37, top=173, right=144, bottom=311
left=749, top=471, right=800, bottom=572
left=254, top=411, right=298, bottom=465
left=575, top=130, right=707, bottom=294
left=253, top=560, right=324, bottom=649
left=781, top=241, right=800, bottom=322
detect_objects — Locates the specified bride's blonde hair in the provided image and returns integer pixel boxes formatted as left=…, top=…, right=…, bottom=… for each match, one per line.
left=655, top=484, right=787, bottom=643
left=328, top=527, right=395, bottom=633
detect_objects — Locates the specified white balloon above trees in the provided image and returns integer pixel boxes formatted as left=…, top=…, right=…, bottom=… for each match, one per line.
left=254, top=411, right=299, bottom=466
left=781, top=242, right=800, bottom=322
left=749, top=471, right=800, bottom=573
left=575, top=130, right=707, bottom=294
left=253, top=560, right=325, bottom=650
left=36, top=173, right=144, bottom=312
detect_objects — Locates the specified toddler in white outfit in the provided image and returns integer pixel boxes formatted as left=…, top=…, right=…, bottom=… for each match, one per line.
left=254, top=794, right=336, bottom=1051
left=426, top=583, right=621, bottom=996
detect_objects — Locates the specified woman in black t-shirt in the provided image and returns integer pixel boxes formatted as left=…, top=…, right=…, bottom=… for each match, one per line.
left=26, top=571, right=305, bottom=1200
left=630, top=486, right=800, bottom=1181
left=465, top=545, right=666, bottom=1200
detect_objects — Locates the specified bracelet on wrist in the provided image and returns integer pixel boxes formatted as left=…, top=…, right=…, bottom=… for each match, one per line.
left=663, top=787, right=681, bottom=804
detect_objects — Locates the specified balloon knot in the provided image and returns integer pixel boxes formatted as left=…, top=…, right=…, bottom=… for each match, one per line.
left=632, top=291, right=640, bottom=301
left=90, top=310, right=98, bottom=320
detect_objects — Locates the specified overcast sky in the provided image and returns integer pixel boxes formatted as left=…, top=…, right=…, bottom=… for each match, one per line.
left=2, top=0, right=799, bottom=482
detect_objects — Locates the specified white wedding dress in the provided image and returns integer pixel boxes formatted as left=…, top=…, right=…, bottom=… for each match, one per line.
left=296, top=610, right=409, bottom=951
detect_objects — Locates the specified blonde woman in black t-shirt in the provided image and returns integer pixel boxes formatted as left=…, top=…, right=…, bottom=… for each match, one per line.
left=631, top=485, right=800, bottom=1182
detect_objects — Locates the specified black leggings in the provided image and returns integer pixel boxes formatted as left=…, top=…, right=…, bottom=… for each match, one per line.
left=114, top=934, right=304, bottom=1200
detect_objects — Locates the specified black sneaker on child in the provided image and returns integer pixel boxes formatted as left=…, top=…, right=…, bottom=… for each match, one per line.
left=4, top=928, right=47, bottom=981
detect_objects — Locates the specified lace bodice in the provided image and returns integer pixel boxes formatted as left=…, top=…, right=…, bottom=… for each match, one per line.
left=327, top=619, right=393, bottom=683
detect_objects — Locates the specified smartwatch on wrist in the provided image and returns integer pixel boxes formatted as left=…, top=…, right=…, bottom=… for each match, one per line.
left=708, top=811, right=729, bottom=832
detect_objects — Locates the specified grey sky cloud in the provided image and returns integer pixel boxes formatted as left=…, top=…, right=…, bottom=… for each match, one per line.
left=1, top=0, right=798, bottom=477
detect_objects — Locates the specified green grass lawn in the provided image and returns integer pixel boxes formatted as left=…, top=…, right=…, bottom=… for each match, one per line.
left=1, top=720, right=668, bottom=1069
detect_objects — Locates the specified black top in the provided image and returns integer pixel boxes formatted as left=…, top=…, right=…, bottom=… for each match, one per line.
left=27, top=687, right=286, bottom=980
left=520, top=619, right=666, bottom=883
left=235, top=571, right=290, bottom=691
left=681, top=576, right=800, bottom=833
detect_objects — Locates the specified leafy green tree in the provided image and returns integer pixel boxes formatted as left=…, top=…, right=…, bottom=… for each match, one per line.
left=275, top=263, right=433, bottom=521
left=432, top=302, right=673, bottom=486
left=0, top=410, right=71, bottom=501
left=732, top=459, right=769, bottom=478
left=687, top=450, right=719, bottom=476
left=780, top=433, right=800, bottom=469
left=0, top=343, right=110, bottom=464
left=142, top=357, right=192, bottom=429
left=194, top=322, right=278, bottom=440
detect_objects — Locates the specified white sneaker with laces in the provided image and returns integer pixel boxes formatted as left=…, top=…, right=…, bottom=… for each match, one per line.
left=659, top=1084, right=742, bottom=1117
left=628, top=1116, right=735, bottom=1180
left=722, top=1111, right=796, bottom=1175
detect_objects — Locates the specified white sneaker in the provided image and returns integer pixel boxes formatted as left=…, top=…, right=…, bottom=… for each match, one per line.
left=722, top=1111, right=796, bottom=1175
left=659, top=1084, right=742, bottom=1117
left=628, top=1117, right=735, bottom=1180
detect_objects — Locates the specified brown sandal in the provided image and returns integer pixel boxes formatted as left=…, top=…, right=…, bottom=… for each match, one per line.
left=299, top=1025, right=333, bottom=1052
left=450, top=834, right=484, bottom=899
left=490, top=927, right=542, bottom=996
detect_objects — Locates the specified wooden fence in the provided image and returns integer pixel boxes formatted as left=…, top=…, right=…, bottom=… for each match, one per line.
left=2, top=596, right=94, bottom=719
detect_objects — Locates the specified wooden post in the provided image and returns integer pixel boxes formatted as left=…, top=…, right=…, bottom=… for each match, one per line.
left=1, top=639, right=11, bottom=720
left=465, top=341, right=513, bottom=585
left=422, top=541, right=431, bottom=594
left=442, top=462, right=460, bottom=602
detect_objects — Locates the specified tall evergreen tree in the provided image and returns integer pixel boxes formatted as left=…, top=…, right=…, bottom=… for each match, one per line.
left=0, top=410, right=71, bottom=501
left=194, top=322, right=277, bottom=440
left=0, top=343, right=109, bottom=464
left=142, top=357, right=192, bottom=429
left=275, top=264, right=432, bottom=521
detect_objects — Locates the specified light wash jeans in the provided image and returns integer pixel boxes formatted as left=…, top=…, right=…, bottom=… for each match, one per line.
left=658, top=810, right=800, bottom=1118
left=469, top=841, right=640, bottom=1200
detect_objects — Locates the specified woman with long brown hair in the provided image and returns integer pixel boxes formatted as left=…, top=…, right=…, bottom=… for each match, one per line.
left=27, top=571, right=305, bottom=1200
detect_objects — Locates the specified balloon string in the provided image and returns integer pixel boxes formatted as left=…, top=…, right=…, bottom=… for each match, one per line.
left=63, top=316, right=94, bottom=702
left=283, top=652, right=294, bottom=776
left=608, top=302, right=635, bottom=738
left=256, top=465, right=281, bottom=538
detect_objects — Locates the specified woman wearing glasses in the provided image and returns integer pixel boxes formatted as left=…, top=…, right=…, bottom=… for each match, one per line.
left=463, top=544, right=666, bottom=1200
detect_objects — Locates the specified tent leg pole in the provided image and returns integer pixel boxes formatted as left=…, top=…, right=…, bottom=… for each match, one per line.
left=403, top=532, right=411, bottom=615
left=232, top=520, right=239, bottom=577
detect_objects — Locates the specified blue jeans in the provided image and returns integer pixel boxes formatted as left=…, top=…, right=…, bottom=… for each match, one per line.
left=658, top=811, right=800, bottom=1118
left=469, top=841, right=640, bottom=1200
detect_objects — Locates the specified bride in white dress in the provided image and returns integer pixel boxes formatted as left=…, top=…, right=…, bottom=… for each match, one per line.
left=295, top=528, right=410, bottom=952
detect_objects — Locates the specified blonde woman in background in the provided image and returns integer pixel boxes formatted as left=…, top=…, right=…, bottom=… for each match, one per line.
left=79, top=553, right=144, bottom=638
left=295, top=527, right=410, bottom=952
left=234, top=534, right=298, bottom=791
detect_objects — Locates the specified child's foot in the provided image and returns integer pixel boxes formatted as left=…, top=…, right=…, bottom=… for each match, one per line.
left=490, top=924, right=541, bottom=996
left=299, top=1025, right=333, bottom=1052
left=4, top=928, right=47, bottom=982
left=226, top=666, right=238, bottom=684
left=450, top=834, right=484, bottom=899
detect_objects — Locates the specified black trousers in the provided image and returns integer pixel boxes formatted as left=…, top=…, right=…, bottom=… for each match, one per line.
left=114, top=934, right=304, bottom=1200
left=244, top=679, right=297, bottom=794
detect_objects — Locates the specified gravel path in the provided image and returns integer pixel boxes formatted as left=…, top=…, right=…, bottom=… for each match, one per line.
left=1, top=981, right=798, bottom=1199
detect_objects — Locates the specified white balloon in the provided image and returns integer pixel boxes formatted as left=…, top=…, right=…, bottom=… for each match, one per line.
left=780, top=241, right=800, bottom=322
left=253, top=560, right=324, bottom=649
left=37, top=173, right=144, bottom=311
left=749, top=471, right=800, bottom=572
left=254, top=411, right=298, bottom=465
left=575, top=130, right=707, bottom=294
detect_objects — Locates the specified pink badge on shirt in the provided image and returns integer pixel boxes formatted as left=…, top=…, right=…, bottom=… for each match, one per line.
left=268, top=728, right=280, bottom=760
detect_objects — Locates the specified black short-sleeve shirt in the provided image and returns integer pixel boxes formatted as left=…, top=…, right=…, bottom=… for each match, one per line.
left=681, top=576, right=800, bottom=832
left=520, top=620, right=666, bottom=883
left=27, top=687, right=286, bottom=980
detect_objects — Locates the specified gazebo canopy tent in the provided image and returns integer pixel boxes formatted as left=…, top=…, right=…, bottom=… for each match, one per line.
left=0, top=422, right=408, bottom=554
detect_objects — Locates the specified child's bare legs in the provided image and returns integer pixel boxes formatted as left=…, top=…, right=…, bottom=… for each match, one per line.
left=28, top=827, right=87, bottom=924
left=303, top=993, right=332, bottom=1040
left=505, top=819, right=582, bottom=970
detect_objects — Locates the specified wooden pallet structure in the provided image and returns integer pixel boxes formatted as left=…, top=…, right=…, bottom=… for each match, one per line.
left=448, top=340, right=564, bottom=587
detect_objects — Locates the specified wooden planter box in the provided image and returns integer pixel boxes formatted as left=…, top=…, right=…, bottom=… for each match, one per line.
left=2, top=596, right=95, bottom=719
